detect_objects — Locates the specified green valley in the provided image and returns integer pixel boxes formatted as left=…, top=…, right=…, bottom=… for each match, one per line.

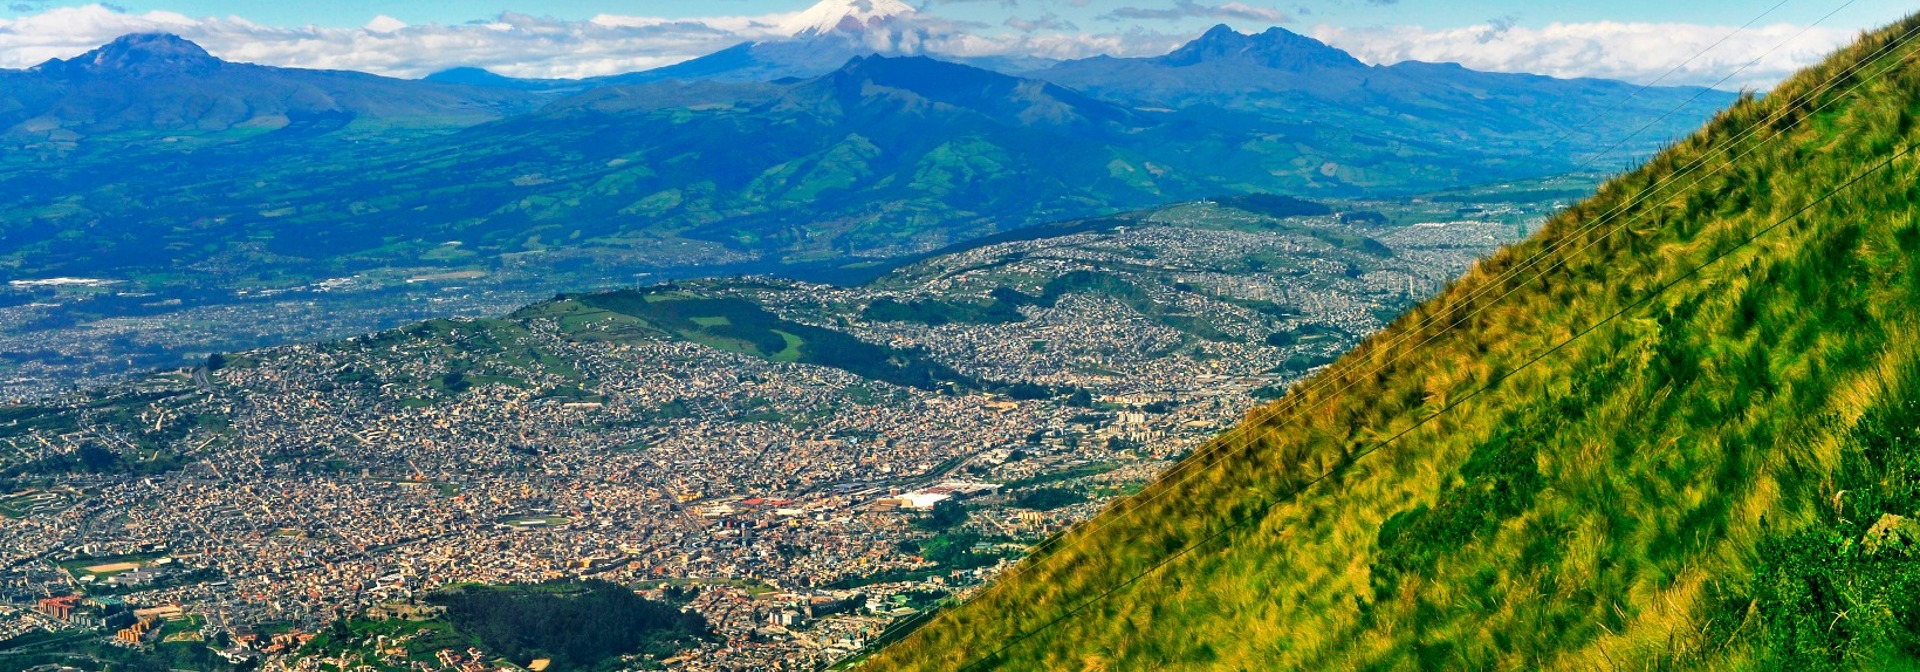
left=0, top=26, right=1715, bottom=401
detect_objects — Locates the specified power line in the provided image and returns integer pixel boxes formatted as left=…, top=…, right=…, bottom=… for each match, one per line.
left=960, top=0, right=1900, bottom=603
left=839, top=2, right=1902, bottom=666
left=1119, top=10, right=1920, bottom=539
left=949, top=29, right=1920, bottom=672
left=1532, top=0, right=1810, bottom=161
left=879, top=15, right=1920, bottom=672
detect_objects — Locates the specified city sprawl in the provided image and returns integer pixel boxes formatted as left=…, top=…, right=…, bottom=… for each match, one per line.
left=2, top=199, right=1544, bottom=669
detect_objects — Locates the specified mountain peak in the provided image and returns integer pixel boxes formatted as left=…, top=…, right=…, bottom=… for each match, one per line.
left=782, top=0, right=918, bottom=37
left=36, top=33, right=221, bottom=77
left=1156, top=24, right=1364, bottom=71
left=1196, top=23, right=1241, bottom=42
left=425, top=66, right=504, bottom=82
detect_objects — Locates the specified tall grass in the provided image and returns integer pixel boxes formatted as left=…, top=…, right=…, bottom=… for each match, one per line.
left=866, top=12, right=1920, bottom=671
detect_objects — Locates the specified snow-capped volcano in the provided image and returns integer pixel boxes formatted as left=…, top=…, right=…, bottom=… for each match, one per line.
left=780, top=0, right=918, bottom=38
left=592, top=0, right=1051, bottom=86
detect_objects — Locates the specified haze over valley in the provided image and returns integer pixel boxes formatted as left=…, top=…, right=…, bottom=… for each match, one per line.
left=4, top=1, right=1913, bottom=671
left=0, top=9, right=1730, bottom=398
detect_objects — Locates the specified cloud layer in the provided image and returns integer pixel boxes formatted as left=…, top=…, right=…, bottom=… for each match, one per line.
left=1101, top=0, right=1289, bottom=24
left=1313, top=21, right=1857, bottom=90
left=0, top=5, right=806, bottom=78
left=0, top=3, right=1191, bottom=78
left=0, top=3, right=1857, bottom=87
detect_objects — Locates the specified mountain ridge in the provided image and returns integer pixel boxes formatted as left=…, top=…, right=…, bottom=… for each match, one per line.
left=0, top=32, right=545, bottom=140
left=1032, top=24, right=1736, bottom=157
left=32, top=32, right=223, bottom=77
left=0, top=51, right=1547, bottom=294
left=1155, top=24, right=1367, bottom=70
left=0, top=29, right=1735, bottom=399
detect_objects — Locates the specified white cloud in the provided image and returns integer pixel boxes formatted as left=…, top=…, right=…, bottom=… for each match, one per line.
left=0, top=5, right=198, bottom=67
left=0, top=4, right=1855, bottom=87
left=0, top=4, right=801, bottom=78
left=1311, top=20, right=1857, bottom=90
left=1101, top=0, right=1288, bottom=24
left=364, top=15, right=407, bottom=34
left=0, top=3, right=1178, bottom=78
left=1005, top=14, right=1078, bottom=34
left=991, top=28, right=1184, bottom=60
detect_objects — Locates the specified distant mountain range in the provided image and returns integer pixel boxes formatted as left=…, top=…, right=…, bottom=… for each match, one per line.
left=434, top=0, right=1051, bottom=89
left=1032, top=24, right=1732, bottom=155
left=1, top=52, right=1505, bottom=279
left=0, top=10, right=1734, bottom=157
left=0, top=33, right=542, bottom=141
left=0, top=6, right=1739, bottom=306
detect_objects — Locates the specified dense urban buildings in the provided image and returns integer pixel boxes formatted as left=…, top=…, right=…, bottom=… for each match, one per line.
left=2, top=200, right=1545, bottom=669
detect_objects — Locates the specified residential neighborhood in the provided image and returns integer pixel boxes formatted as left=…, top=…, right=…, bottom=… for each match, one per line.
left=2, top=207, right=1528, bottom=669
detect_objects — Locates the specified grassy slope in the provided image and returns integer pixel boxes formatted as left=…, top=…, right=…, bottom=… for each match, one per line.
left=868, top=14, right=1920, bottom=671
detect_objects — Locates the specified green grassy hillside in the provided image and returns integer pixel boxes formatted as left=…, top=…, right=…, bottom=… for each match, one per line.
left=866, top=14, right=1920, bottom=671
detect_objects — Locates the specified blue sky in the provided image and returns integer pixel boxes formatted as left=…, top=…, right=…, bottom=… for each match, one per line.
left=4, top=0, right=1908, bottom=31
left=0, top=0, right=1907, bottom=84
